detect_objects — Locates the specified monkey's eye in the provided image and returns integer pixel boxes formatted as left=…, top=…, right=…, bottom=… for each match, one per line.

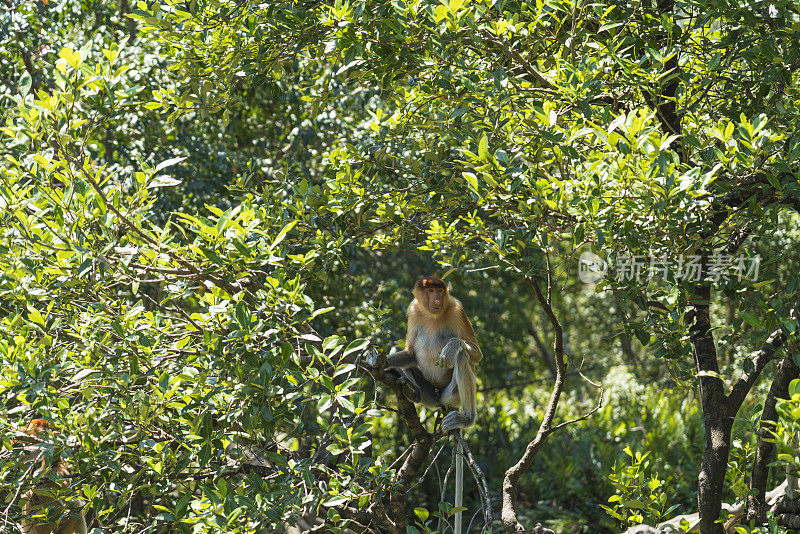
left=428, top=288, right=434, bottom=292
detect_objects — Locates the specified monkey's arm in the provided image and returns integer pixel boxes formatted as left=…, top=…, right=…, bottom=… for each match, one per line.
left=439, top=340, right=479, bottom=433
left=384, top=349, right=418, bottom=370
left=385, top=326, right=418, bottom=370
left=438, top=337, right=482, bottom=368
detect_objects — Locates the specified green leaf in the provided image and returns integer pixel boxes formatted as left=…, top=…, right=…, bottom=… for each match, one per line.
left=741, top=312, right=764, bottom=330
left=664, top=503, right=681, bottom=516
left=235, top=301, right=250, bottom=329
left=58, top=47, right=82, bottom=69
left=73, top=368, right=98, bottom=383
left=312, top=306, right=335, bottom=318
left=19, top=72, right=32, bottom=97
left=623, top=499, right=646, bottom=510
left=323, top=335, right=343, bottom=352
left=634, top=329, right=650, bottom=346
left=27, top=306, right=45, bottom=327
left=334, top=364, right=356, bottom=377
left=478, top=134, right=489, bottom=160
left=155, top=156, right=187, bottom=172
left=102, top=47, right=120, bottom=63
left=598, top=21, right=624, bottom=32
left=462, top=171, right=478, bottom=191
left=343, top=338, right=370, bottom=357
left=608, top=113, right=626, bottom=134
left=707, top=52, right=722, bottom=71
left=326, top=444, right=345, bottom=455
left=322, top=495, right=348, bottom=507
left=270, top=220, right=297, bottom=250
left=434, top=4, right=449, bottom=23
left=148, top=176, right=182, bottom=188
left=788, top=379, right=800, bottom=398
left=724, top=122, right=734, bottom=140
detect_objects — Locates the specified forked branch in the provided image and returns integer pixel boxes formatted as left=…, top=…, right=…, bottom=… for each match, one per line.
left=500, top=275, right=601, bottom=533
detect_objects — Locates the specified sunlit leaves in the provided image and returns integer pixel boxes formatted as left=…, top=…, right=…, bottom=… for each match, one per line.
left=3, top=0, right=800, bottom=530
left=0, top=39, right=377, bottom=533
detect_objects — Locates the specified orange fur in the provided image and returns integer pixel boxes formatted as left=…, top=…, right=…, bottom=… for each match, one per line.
left=406, top=278, right=482, bottom=387
left=20, top=419, right=87, bottom=534
left=24, top=419, right=53, bottom=436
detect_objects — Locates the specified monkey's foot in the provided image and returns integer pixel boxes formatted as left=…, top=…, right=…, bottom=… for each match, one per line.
left=441, top=411, right=474, bottom=433
left=394, top=373, right=422, bottom=403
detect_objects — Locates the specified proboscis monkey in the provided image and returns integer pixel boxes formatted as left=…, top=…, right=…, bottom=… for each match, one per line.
left=20, top=419, right=87, bottom=534
left=383, top=277, right=482, bottom=432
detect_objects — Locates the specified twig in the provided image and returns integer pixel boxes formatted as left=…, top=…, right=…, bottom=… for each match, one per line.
left=406, top=438, right=451, bottom=492
left=551, top=366, right=605, bottom=432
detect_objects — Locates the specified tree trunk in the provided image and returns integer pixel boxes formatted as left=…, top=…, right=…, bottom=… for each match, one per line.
left=690, top=290, right=786, bottom=534
left=747, top=356, right=800, bottom=521
left=690, top=284, right=729, bottom=534
left=697, top=414, right=733, bottom=534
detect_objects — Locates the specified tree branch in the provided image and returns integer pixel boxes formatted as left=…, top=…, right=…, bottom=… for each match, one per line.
left=526, top=320, right=556, bottom=378
left=478, top=30, right=559, bottom=93
left=747, top=354, right=800, bottom=522
left=727, top=330, right=786, bottom=410
left=501, top=275, right=567, bottom=532
left=454, top=433, right=493, bottom=527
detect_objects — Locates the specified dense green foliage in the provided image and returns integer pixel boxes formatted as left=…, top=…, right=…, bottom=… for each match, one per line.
left=1, top=0, right=800, bottom=533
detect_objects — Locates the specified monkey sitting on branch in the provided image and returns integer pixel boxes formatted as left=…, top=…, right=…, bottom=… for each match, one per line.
left=370, top=277, right=482, bottom=433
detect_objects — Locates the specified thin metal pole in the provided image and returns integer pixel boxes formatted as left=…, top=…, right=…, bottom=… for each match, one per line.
left=454, top=432, right=463, bottom=534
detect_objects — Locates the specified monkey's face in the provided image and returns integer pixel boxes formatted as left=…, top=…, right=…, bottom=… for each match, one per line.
left=25, top=419, right=54, bottom=437
left=414, top=278, right=448, bottom=315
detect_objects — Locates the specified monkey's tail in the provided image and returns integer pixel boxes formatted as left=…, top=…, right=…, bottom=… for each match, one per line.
left=454, top=350, right=476, bottom=421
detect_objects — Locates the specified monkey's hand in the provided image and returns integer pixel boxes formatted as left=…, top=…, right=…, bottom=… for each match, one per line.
left=437, top=338, right=466, bottom=368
